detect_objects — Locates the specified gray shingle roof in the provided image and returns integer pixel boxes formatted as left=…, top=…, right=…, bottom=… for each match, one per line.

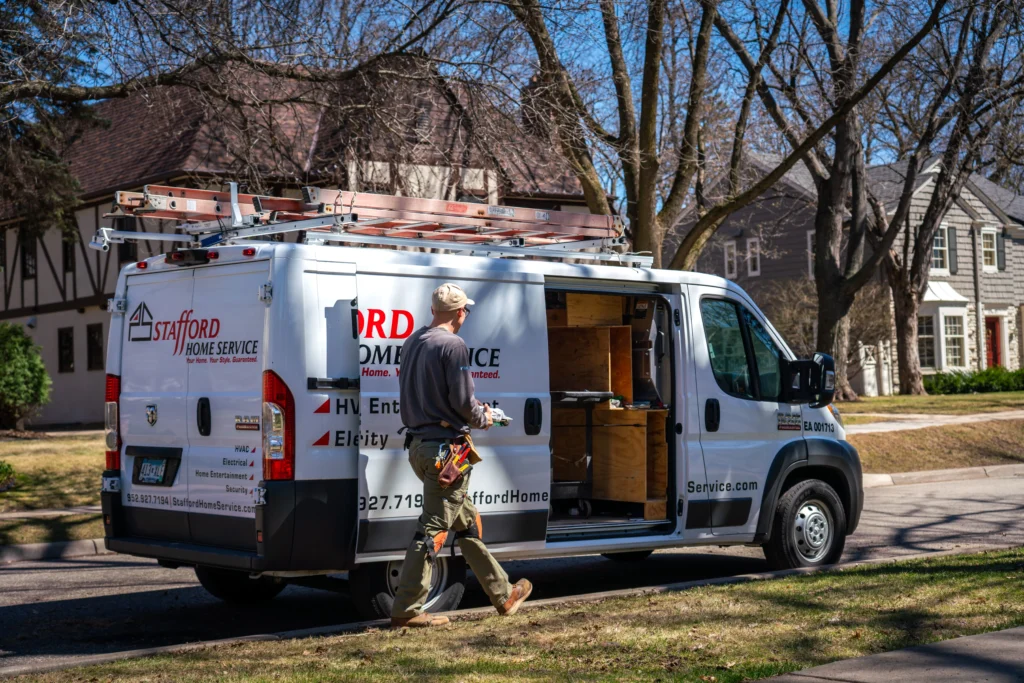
left=968, top=174, right=1024, bottom=225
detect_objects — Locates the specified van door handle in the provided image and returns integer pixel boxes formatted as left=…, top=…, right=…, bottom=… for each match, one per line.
left=197, top=397, right=212, bottom=436
left=307, top=377, right=361, bottom=391
left=524, top=398, right=543, bottom=436
left=704, top=398, right=720, bottom=432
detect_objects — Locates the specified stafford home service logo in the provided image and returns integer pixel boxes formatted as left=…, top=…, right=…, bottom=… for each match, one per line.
left=128, top=302, right=222, bottom=355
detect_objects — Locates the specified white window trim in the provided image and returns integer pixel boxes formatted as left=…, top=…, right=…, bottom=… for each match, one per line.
left=746, top=237, right=761, bottom=277
left=917, top=314, right=936, bottom=370
left=930, top=224, right=950, bottom=277
left=724, top=240, right=737, bottom=279
left=806, top=230, right=815, bottom=278
left=936, top=306, right=969, bottom=371
left=981, top=227, right=999, bottom=273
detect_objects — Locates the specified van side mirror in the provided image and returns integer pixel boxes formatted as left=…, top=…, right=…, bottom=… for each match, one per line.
left=780, top=353, right=836, bottom=408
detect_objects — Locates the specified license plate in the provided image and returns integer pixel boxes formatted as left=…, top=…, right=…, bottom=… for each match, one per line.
left=138, top=458, right=167, bottom=485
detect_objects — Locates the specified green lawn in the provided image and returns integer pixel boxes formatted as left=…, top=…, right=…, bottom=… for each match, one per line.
left=848, top=419, right=1024, bottom=473
left=839, top=391, right=1024, bottom=415
left=0, top=513, right=103, bottom=546
left=0, top=433, right=104, bottom=512
left=24, top=547, right=1024, bottom=682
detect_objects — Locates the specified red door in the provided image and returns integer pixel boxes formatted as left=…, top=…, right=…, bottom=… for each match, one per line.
left=985, top=317, right=1002, bottom=368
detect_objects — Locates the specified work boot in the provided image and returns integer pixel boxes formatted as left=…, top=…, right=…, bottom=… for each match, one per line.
left=497, top=578, right=533, bottom=616
left=390, top=613, right=450, bottom=629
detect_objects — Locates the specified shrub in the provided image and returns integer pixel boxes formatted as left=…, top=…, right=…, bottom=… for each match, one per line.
left=0, top=323, right=52, bottom=429
left=924, top=367, right=1024, bottom=394
left=0, top=460, right=15, bottom=492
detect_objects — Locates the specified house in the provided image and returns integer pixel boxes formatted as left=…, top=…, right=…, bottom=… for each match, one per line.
left=0, top=72, right=587, bottom=426
left=664, top=154, right=1024, bottom=393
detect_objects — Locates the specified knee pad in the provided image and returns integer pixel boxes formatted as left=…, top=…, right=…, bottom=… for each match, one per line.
left=414, top=530, right=448, bottom=564
left=454, top=513, right=482, bottom=542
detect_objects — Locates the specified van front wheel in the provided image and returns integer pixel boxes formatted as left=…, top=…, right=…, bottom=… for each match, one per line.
left=348, top=556, right=467, bottom=621
left=762, top=479, right=847, bottom=570
left=194, top=566, right=286, bottom=603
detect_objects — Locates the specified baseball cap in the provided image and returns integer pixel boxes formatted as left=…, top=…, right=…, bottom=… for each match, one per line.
left=432, top=283, right=475, bottom=312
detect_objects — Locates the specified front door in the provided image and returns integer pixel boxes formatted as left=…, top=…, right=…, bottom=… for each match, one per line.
left=985, top=317, right=1002, bottom=368
left=688, top=285, right=803, bottom=537
left=354, top=267, right=551, bottom=561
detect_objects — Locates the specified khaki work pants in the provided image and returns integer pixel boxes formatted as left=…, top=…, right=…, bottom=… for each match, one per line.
left=391, top=437, right=512, bottom=618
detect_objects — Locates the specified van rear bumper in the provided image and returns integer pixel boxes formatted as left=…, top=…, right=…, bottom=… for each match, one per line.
left=102, top=474, right=359, bottom=572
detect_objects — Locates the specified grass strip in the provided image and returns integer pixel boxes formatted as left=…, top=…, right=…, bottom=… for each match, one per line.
left=0, top=513, right=104, bottom=547
left=0, top=434, right=104, bottom=512
left=849, top=419, right=1024, bottom=473
left=24, top=547, right=1024, bottom=682
left=839, top=391, right=1024, bottom=415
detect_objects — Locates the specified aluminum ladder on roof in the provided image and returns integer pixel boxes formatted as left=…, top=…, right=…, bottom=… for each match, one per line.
left=89, top=182, right=651, bottom=267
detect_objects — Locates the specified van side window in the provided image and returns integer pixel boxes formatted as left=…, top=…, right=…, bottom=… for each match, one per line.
left=699, top=299, right=754, bottom=399
left=742, top=308, right=781, bottom=400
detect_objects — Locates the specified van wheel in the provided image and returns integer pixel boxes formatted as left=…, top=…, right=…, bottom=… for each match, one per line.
left=348, top=556, right=467, bottom=621
left=194, top=566, right=286, bottom=603
left=601, top=550, right=654, bottom=562
left=763, top=479, right=847, bottom=570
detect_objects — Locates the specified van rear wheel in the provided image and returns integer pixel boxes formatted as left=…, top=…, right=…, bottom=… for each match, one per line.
left=348, top=556, right=467, bottom=621
left=763, top=479, right=847, bottom=570
left=194, top=566, right=286, bottom=603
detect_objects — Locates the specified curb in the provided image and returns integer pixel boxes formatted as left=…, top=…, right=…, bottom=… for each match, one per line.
left=3, top=462, right=1023, bottom=563
left=1, top=542, right=1019, bottom=678
left=0, top=538, right=110, bottom=565
left=862, top=462, right=1024, bottom=488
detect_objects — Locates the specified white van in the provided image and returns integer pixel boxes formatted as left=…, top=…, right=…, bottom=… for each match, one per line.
left=97, top=192, right=861, bottom=619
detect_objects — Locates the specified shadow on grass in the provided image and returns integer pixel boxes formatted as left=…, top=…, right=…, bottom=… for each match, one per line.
left=0, top=514, right=101, bottom=545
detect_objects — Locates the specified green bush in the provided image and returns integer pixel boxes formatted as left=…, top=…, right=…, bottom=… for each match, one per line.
left=0, top=460, right=15, bottom=492
left=0, top=323, right=51, bottom=428
left=924, top=366, right=1024, bottom=394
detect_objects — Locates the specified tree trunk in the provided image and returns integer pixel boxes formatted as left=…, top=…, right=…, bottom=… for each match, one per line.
left=816, top=282, right=858, bottom=401
left=891, top=278, right=926, bottom=395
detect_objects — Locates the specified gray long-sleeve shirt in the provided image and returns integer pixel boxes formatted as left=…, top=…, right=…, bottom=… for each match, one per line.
left=399, top=326, right=488, bottom=439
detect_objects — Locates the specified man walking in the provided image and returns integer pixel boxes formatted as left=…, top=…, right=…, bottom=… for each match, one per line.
left=390, top=283, right=532, bottom=628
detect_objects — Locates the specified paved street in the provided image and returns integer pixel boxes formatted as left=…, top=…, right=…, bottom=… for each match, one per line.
left=2, top=476, right=1022, bottom=675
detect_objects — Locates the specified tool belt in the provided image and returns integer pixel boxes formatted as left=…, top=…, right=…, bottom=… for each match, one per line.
left=434, top=434, right=481, bottom=488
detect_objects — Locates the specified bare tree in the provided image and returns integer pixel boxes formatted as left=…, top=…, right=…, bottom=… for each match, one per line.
left=869, top=0, right=1024, bottom=394
left=672, top=0, right=948, bottom=399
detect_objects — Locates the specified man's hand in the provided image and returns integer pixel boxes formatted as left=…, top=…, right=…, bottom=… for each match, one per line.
left=483, top=403, right=494, bottom=430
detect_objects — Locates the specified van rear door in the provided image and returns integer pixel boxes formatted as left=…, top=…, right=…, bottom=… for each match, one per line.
left=119, top=268, right=195, bottom=542
left=185, top=260, right=270, bottom=549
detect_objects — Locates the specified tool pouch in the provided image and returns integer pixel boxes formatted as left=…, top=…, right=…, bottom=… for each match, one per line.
left=437, top=451, right=462, bottom=488
left=456, top=434, right=482, bottom=464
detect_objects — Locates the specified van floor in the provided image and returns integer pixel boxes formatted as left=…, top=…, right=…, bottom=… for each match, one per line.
left=547, top=515, right=650, bottom=528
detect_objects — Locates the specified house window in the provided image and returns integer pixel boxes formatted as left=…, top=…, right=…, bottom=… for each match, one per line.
left=87, top=323, right=104, bottom=371
left=931, top=226, right=948, bottom=270
left=21, top=232, right=36, bottom=280
left=724, top=241, right=737, bottom=279
left=982, top=229, right=997, bottom=270
left=806, top=230, right=816, bottom=277
left=747, top=238, right=761, bottom=276
left=116, top=218, right=137, bottom=264
left=58, top=327, right=74, bottom=373
left=63, top=239, right=76, bottom=273
left=943, top=316, right=964, bottom=368
left=918, top=316, right=935, bottom=368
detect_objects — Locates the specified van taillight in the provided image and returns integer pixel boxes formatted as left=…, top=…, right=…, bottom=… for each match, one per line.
left=262, top=370, right=294, bottom=480
left=105, top=374, right=121, bottom=470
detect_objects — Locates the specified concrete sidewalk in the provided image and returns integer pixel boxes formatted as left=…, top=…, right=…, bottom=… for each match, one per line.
left=845, top=409, right=1024, bottom=434
left=773, top=626, right=1024, bottom=682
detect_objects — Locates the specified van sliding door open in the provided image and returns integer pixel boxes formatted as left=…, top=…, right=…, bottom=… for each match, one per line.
left=544, top=288, right=679, bottom=540
left=354, top=268, right=551, bottom=561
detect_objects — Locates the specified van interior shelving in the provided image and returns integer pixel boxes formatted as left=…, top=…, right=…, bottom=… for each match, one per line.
left=543, top=290, right=676, bottom=541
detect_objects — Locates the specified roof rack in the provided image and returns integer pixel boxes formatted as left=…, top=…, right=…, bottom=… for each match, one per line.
left=91, top=182, right=651, bottom=267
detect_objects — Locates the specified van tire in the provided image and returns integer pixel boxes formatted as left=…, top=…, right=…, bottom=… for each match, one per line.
left=763, top=479, right=847, bottom=570
left=601, top=550, right=654, bottom=562
left=349, top=556, right=467, bottom=621
left=194, top=566, right=286, bottom=603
